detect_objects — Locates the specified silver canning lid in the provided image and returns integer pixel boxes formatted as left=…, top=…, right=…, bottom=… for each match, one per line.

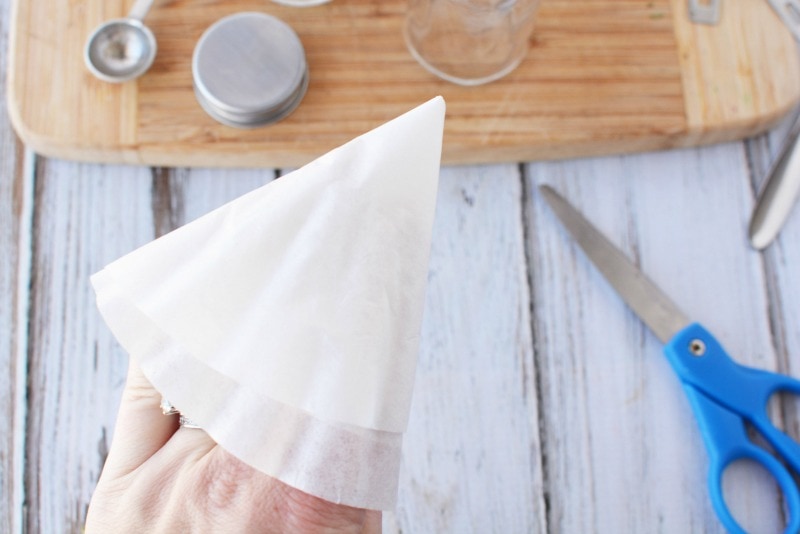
left=192, top=12, right=309, bottom=128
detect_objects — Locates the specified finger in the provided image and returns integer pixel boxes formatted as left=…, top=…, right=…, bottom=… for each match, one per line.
left=164, top=420, right=217, bottom=459
left=100, top=359, right=179, bottom=480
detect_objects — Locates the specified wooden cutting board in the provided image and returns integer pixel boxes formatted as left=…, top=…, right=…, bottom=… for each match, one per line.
left=7, top=0, right=800, bottom=168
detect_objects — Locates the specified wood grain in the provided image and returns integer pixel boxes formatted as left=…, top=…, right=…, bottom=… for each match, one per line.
left=0, top=0, right=27, bottom=526
left=7, top=0, right=799, bottom=168
left=8, top=143, right=800, bottom=532
left=762, top=180, right=800, bottom=447
left=744, top=116, right=800, bottom=448
left=23, top=164, right=154, bottom=532
left=390, top=165, right=546, bottom=533
left=672, top=0, right=800, bottom=144
left=19, top=164, right=278, bottom=533
left=524, top=146, right=790, bottom=533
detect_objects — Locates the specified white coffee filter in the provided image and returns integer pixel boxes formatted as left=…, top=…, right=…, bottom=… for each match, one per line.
left=92, top=97, right=446, bottom=510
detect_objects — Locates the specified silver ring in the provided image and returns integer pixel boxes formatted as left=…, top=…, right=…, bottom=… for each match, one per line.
left=160, top=397, right=180, bottom=416
left=160, top=397, right=202, bottom=429
left=179, top=415, right=202, bottom=429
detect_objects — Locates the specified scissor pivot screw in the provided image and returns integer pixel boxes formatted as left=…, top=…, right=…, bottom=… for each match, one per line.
left=689, top=339, right=707, bottom=357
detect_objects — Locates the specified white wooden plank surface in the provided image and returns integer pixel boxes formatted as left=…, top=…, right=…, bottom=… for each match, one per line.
left=390, top=164, right=546, bottom=534
left=20, top=165, right=279, bottom=532
left=7, top=150, right=800, bottom=534
left=9, top=145, right=800, bottom=534
left=147, top=167, right=277, bottom=237
left=23, top=163, right=154, bottom=532
left=746, top=113, right=800, bottom=444
left=0, top=0, right=26, bottom=526
left=6, top=136, right=800, bottom=533
left=0, top=139, right=20, bottom=532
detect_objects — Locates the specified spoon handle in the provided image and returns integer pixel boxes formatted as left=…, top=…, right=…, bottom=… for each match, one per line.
left=748, top=111, right=800, bottom=250
left=128, top=0, right=155, bottom=21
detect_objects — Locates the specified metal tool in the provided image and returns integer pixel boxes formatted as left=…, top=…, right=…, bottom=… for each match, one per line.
left=689, top=0, right=721, bottom=25
left=540, top=184, right=800, bottom=534
left=749, top=111, right=800, bottom=250
left=84, top=0, right=157, bottom=83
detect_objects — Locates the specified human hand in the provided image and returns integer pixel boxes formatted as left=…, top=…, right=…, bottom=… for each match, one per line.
left=85, top=361, right=381, bottom=533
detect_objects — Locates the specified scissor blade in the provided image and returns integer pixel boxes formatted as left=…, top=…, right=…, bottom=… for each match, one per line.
left=540, top=185, right=691, bottom=343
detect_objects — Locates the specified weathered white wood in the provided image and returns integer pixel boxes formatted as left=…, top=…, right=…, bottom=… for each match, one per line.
left=0, top=121, right=24, bottom=529
left=157, top=167, right=276, bottom=229
left=525, top=144, right=787, bottom=533
left=11, top=144, right=800, bottom=534
left=24, top=163, right=154, bottom=532
left=0, top=0, right=27, bottom=526
left=22, top=165, right=277, bottom=533
left=746, top=108, right=799, bottom=194
left=745, top=113, right=800, bottom=446
left=389, top=164, right=546, bottom=533
left=6, top=150, right=33, bottom=534
left=761, top=182, right=800, bottom=441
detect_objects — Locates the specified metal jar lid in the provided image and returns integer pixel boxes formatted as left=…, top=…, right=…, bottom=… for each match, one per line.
left=192, top=12, right=309, bottom=128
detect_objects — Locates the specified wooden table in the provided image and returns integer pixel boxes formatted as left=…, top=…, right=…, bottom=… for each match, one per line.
left=3, top=1, right=800, bottom=532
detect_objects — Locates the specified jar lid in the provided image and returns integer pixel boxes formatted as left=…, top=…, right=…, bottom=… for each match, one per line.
left=192, top=12, right=309, bottom=128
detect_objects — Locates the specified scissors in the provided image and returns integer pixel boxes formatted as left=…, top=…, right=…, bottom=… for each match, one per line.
left=540, top=185, right=800, bottom=534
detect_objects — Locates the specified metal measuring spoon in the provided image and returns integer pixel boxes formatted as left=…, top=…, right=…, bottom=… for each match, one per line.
left=84, top=0, right=157, bottom=83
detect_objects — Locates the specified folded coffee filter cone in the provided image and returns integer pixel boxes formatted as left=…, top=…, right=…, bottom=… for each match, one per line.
left=92, top=96, right=446, bottom=509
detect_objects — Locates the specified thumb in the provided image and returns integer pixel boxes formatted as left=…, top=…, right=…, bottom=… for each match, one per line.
left=100, top=359, right=179, bottom=480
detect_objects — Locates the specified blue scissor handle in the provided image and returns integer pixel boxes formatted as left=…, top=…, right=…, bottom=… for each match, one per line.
left=682, top=385, right=800, bottom=534
left=664, top=323, right=800, bottom=534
